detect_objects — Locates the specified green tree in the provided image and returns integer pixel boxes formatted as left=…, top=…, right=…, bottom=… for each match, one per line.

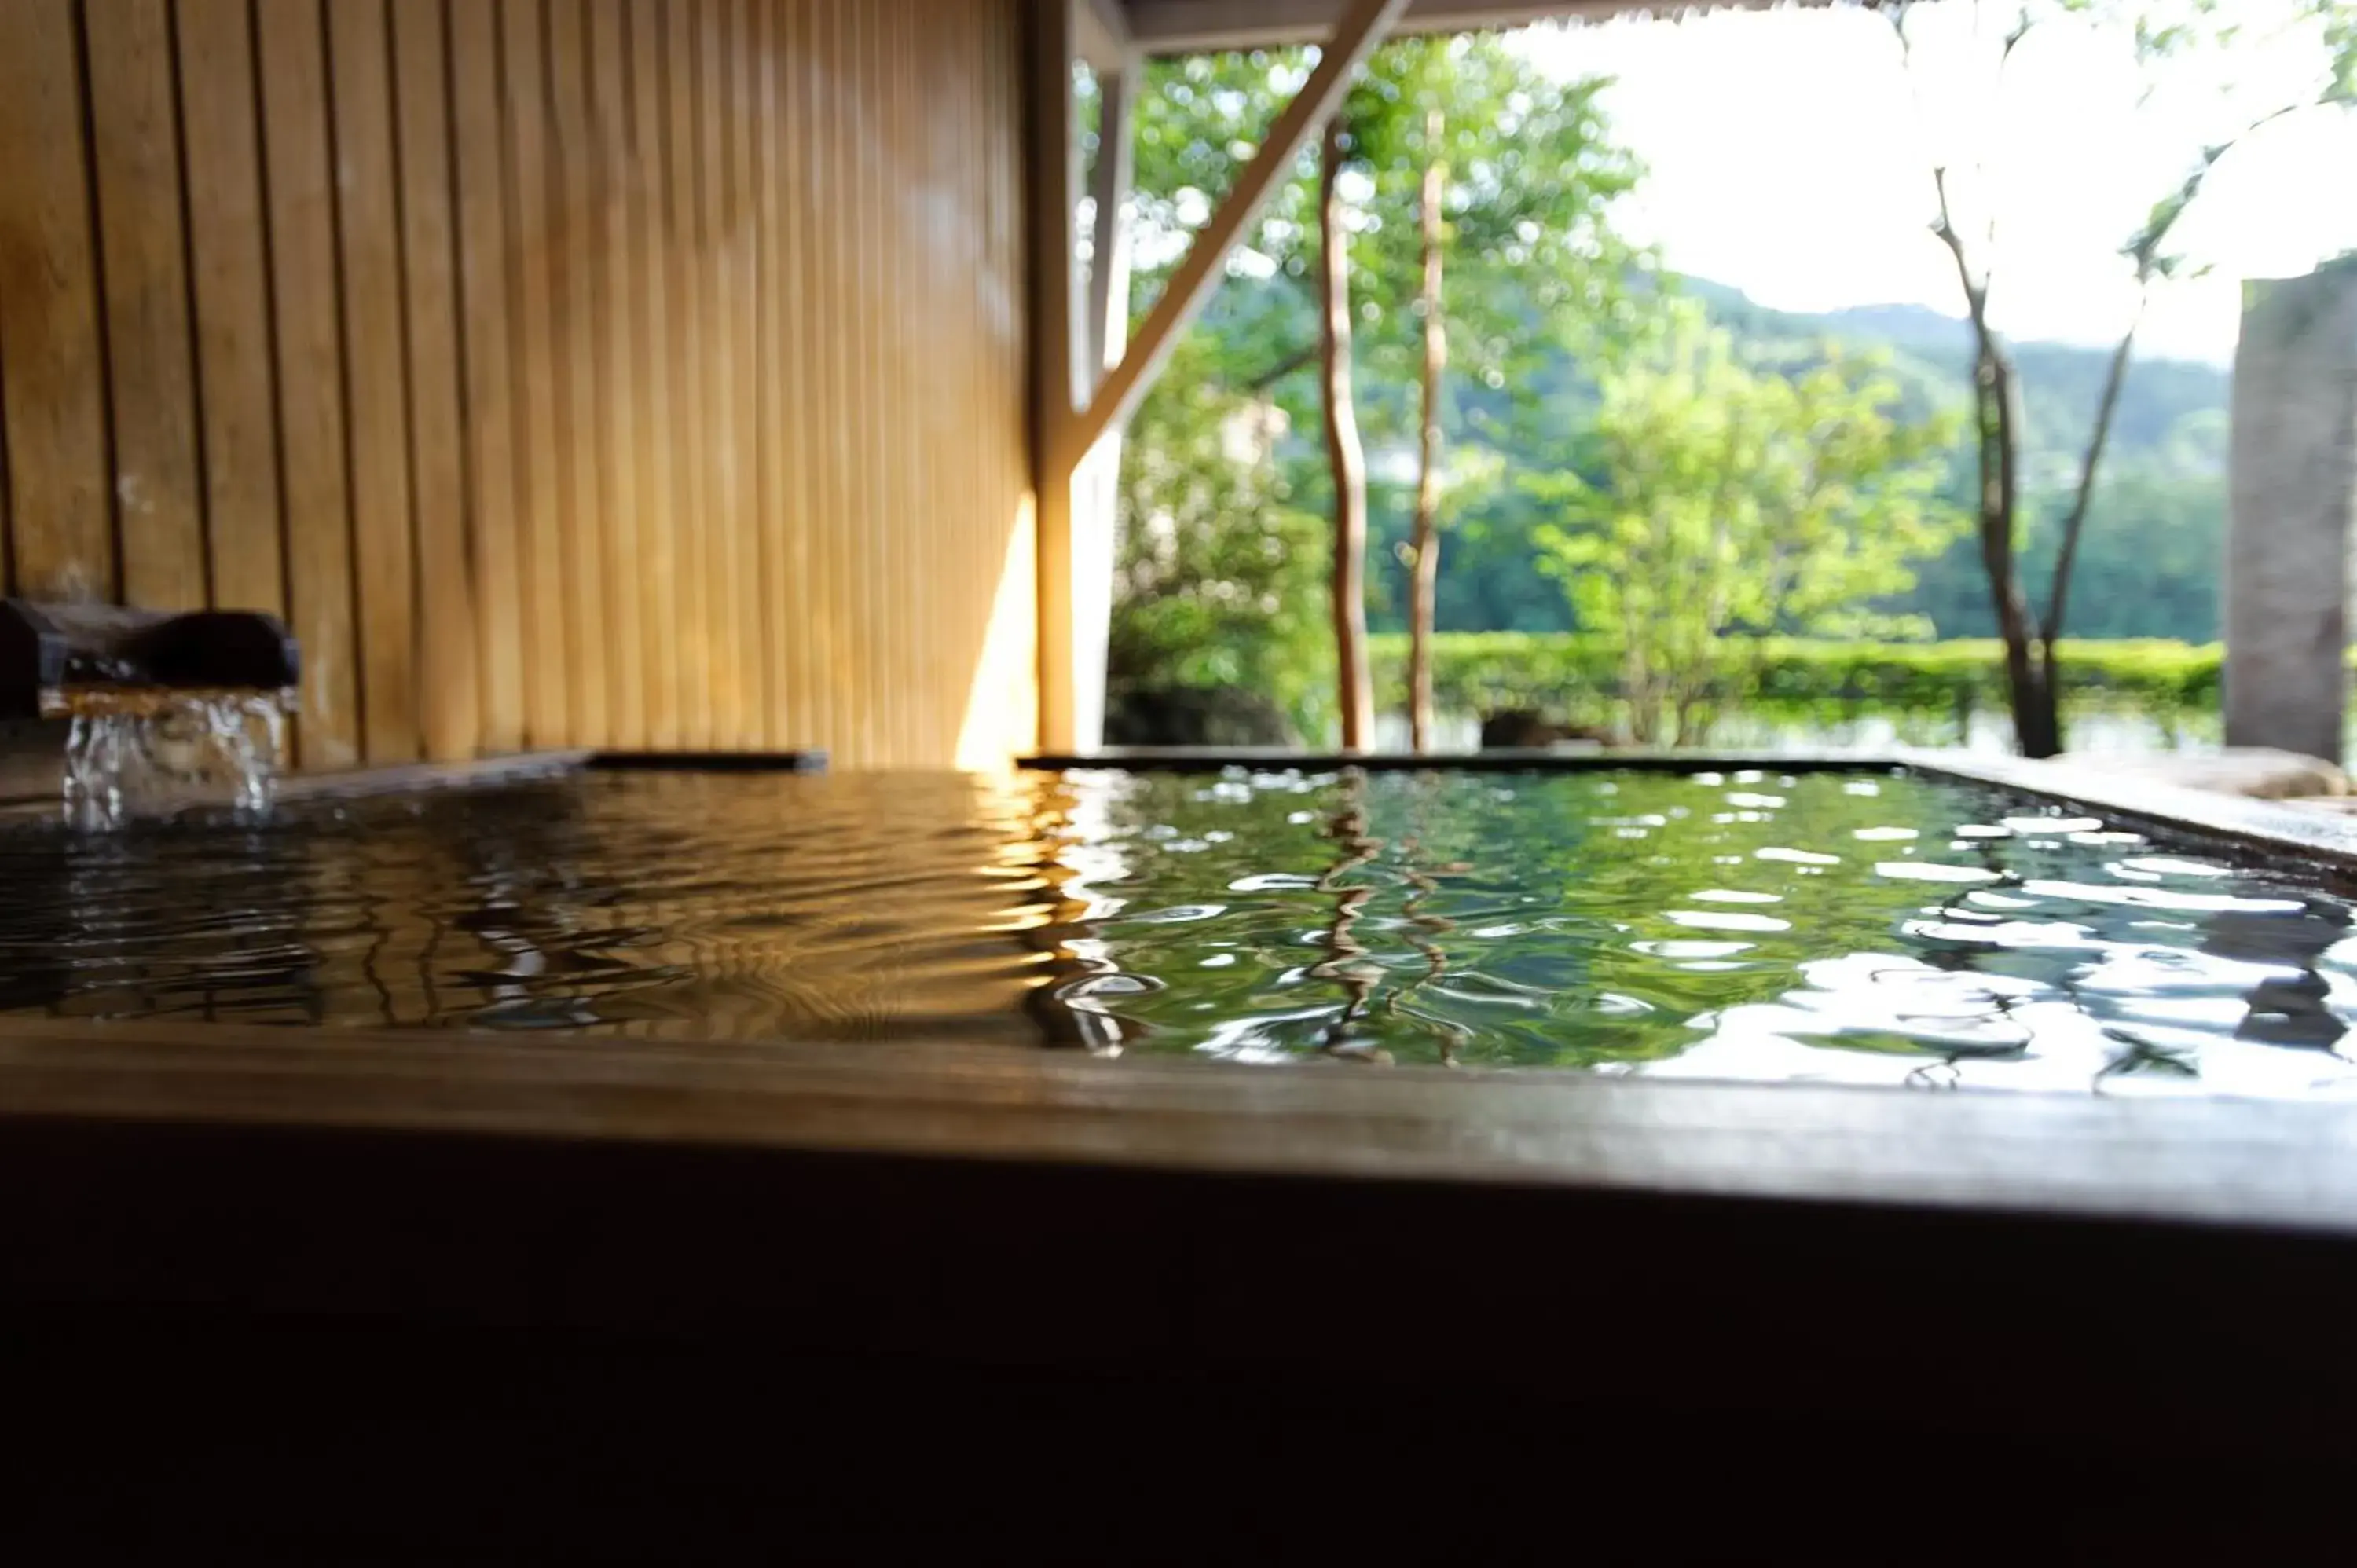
left=1528, top=309, right=1963, bottom=744
left=1105, top=334, right=1333, bottom=736
left=1105, top=37, right=1639, bottom=743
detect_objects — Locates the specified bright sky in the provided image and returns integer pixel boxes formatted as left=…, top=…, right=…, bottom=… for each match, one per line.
left=1519, top=2, right=2357, bottom=365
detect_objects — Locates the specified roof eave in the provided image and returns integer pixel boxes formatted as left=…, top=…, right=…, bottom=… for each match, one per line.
left=1121, top=0, right=1857, bottom=57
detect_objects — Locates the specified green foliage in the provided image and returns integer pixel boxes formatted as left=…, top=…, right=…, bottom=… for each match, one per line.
left=1107, top=35, right=1640, bottom=738
left=1522, top=306, right=1963, bottom=742
left=1366, top=632, right=2230, bottom=735
left=1102, top=12, right=2325, bottom=738
left=1884, top=0, right=2357, bottom=738
left=1679, top=280, right=2234, bottom=639
left=1901, top=465, right=2226, bottom=638
left=1106, top=335, right=1334, bottom=735
left=1339, top=35, right=1644, bottom=441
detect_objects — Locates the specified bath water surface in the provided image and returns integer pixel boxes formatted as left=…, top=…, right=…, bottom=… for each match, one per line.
left=2, top=765, right=2353, bottom=1098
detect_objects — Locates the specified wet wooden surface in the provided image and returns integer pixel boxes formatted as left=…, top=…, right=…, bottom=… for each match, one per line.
left=0, top=1017, right=2352, bottom=1235
left=0, top=1009, right=2353, bottom=1530
left=0, top=747, right=2348, bottom=1549
left=0, top=954, right=2352, bottom=1548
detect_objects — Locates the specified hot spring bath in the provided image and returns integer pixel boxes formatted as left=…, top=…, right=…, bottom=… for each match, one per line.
left=5, top=758, right=2355, bottom=1102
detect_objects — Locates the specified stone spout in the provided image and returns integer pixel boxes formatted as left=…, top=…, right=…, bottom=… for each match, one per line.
left=0, top=599, right=300, bottom=722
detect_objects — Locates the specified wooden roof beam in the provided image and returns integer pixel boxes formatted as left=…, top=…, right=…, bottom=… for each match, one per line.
left=1078, top=0, right=1134, bottom=71
left=1067, top=0, right=1413, bottom=460
left=1120, top=0, right=1831, bottom=56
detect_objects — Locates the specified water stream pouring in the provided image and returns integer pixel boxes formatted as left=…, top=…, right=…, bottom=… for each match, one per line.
left=0, top=600, right=300, bottom=830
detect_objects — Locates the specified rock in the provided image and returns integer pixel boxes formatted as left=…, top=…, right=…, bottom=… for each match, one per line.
left=1479, top=709, right=1612, bottom=749
left=1103, top=687, right=1299, bottom=749
left=2053, top=746, right=2348, bottom=800
left=2282, top=795, right=2357, bottom=815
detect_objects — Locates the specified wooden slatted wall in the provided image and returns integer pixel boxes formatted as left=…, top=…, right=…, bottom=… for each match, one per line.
left=0, top=0, right=1036, bottom=771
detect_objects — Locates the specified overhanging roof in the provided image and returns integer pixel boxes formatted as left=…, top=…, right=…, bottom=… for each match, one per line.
left=1118, top=0, right=1857, bottom=55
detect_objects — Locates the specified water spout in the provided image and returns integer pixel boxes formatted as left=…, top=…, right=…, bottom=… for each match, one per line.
left=0, top=599, right=302, bottom=830
left=59, top=687, right=289, bottom=831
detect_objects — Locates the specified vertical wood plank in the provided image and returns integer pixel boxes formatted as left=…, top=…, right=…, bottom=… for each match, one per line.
left=449, top=0, right=523, bottom=753
left=729, top=0, right=765, bottom=747
left=847, top=0, right=877, bottom=765
left=83, top=0, right=207, bottom=612
left=665, top=0, right=712, bottom=746
left=826, top=0, right=861, bottom=766
left=179, top=0, right=288, bottom=617
left=328, top=0, right=420, bottom=763
left=390, top=0, right=477, bottom=760
left=878, top=0, right=907, bottom=763
left=971, top=0, right=998, bottom=759
left=876, top=0, right=906, bottom=764
left=255, top=0, right=360, bottom=768
left=731, top=0, right=759, bottom=749
left=776, top=0, right=823, bottom=751
left=806, top=0, right=838, bottom=760
left=896, top=0, right=932, bottom=760
left=928, top=0, right=959, bottom=761
left=991, top=0, right=1031, bottom=760
left=545, top=0, right=610, bottom=746
left=841, top=0, right=877, bottom=766
left=929, top=0, right=960, bottom=764
left=970, top=0, right=1000, bottom=759
left=966, top=0, right=992, bottom=763
left=867, top=0, right=891, bottom=764
left=0, top=304, right=10, bottom=595
left=750, top=0, right=776, bottom=747
left=695, top=0, right=745, bottom=746
left=753, top=0, right=788, bottom=747
left=0, top=0, right=119, bottom=602
left=590, top=0, right=644, bottom=747
left=628, top=0, right=680, bottom=749
left=501, top=0, right=570, bottom=746
left=797, top=0, right=836, bottom=755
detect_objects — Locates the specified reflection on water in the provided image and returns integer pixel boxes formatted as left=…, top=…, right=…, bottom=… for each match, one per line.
left=1043, top=767, right=2357, bottom=1099
left=4, top=765, right=2357, bottom=1099
left=0, top=771, right=1063, bottom=1045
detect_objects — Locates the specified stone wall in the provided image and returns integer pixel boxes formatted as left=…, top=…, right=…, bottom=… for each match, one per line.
left=2224, top=258, right=2357, bottom=762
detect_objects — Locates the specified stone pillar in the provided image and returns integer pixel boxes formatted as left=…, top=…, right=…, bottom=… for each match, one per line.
left=2225, top=259, right=2357, bottom=763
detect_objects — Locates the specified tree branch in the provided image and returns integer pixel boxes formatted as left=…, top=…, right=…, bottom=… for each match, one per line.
left=1927, top=167, right=1988, bottom=321
left=1244, top=343, right=1318, bottom=393
left=2042, top=291, right=2145, bottom=648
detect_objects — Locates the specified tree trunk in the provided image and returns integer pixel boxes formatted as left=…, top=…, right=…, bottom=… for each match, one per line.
left=1937, top=218, right=2058, bottom=759
left=1926, top=148, right=2061, bottom=759
left=1407, top=110, right=1446, bottom=756
left=1321, top=115, right=1374, bottom=752
left=1972, top=345, right=2060, bottom=759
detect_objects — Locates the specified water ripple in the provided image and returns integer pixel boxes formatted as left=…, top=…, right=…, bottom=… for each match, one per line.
left=4, top=765, right=2355, bottom=1100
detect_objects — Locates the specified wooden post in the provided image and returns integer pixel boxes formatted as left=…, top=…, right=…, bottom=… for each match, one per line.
left=1034, top=0, right=1405, bottom=753
left=1069, top=0, right=1410, bottom=460
left=1066, top=57, right=1137, bottom=753
left=1032, top=0, right=1089, bottom=751
left=1086, top=68, right=1135, bottom=381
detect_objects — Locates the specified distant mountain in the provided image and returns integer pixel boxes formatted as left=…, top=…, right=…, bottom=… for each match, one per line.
left=1181, top=269, right=2234, bottom=641
left=1675, top=278, right=2233, bottom=641
left=1812, top=300, right=1976, bottom=354
left=1683, top=277, right=1970, bottom=357
left=1683, top=277, right=2230, bottom=484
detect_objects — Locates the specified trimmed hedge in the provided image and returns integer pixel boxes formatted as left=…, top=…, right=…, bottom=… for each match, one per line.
left=1367, top=633, right=2232, bottom=724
